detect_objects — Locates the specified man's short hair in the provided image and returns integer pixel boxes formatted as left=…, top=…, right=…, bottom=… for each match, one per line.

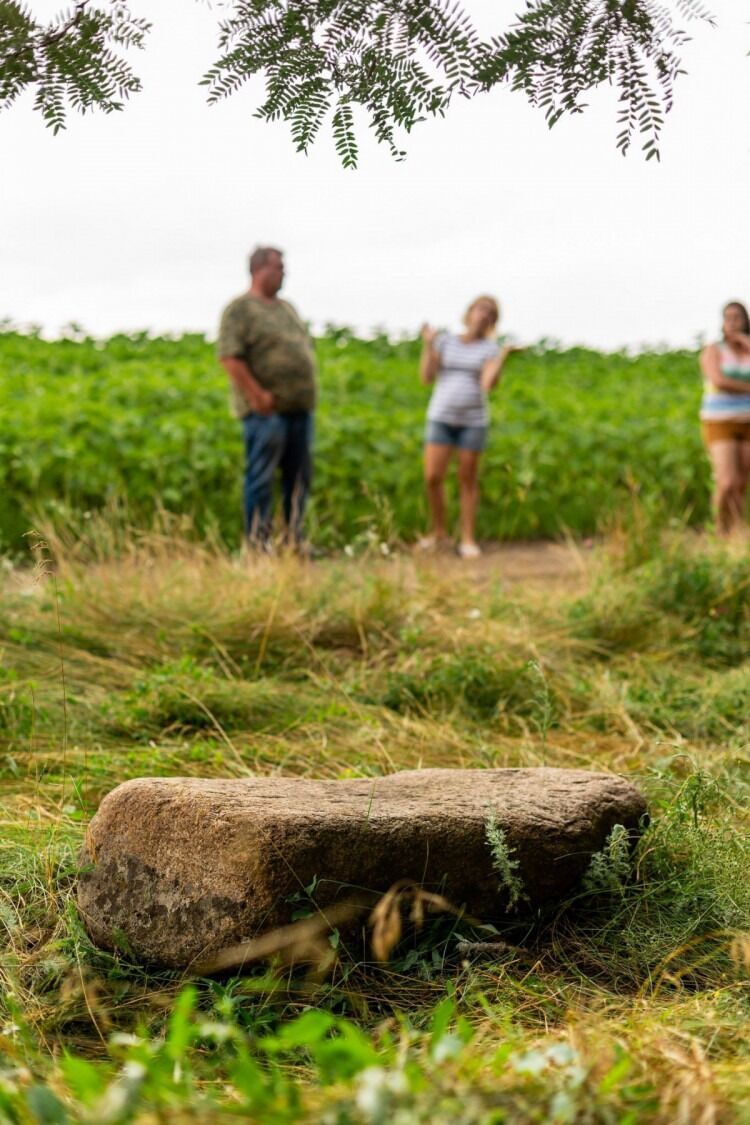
left=249, top=246, right=282, bottom=275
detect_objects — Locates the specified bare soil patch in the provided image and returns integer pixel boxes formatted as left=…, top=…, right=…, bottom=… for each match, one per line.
left=412, top=538, right=591, bottom=591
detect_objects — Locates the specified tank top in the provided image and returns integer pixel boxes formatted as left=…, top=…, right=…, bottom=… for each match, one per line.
left=700, top=343, right=750, bottom=421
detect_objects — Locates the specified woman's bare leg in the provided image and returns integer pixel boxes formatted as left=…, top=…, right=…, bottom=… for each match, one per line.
left=708, top=440, right=744, bottom=535
left=423, top=442, right=454, bottom=539
left=736, top=440, right=750, bottom=528
left=457, top=448, right=481, bottom=547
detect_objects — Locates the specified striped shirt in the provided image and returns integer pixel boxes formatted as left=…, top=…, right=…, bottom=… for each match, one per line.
left=700, top=343, right=750, bottom=421
left=426, top=332, right=499, bottom=427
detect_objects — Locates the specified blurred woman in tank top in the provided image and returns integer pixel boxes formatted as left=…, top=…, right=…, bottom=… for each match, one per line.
left=418, top=295, right=517, bottom=558
left=700, top=301, right=750, bottom=534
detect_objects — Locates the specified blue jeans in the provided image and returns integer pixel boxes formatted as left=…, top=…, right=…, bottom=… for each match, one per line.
left=241, top=412, right=313, bottom=542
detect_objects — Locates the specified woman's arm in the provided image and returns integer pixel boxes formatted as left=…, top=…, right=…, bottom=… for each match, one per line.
left=700, top=343, right=750, bottom=393
left=420, top=324, right=440, bottom=385
left=480, top=344, right=515, bottom=392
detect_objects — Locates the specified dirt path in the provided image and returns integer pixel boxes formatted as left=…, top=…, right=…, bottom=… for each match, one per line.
left=2, top=538, right=594, bottom=601
left=411, top=539, right=592, bottom=591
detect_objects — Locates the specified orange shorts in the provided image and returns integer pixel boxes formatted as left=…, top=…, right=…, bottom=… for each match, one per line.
left=701, top=419, right=750, bottom=444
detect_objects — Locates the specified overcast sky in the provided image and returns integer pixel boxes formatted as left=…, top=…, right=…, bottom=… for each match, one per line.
left=1, top=1, right=749, bottom=349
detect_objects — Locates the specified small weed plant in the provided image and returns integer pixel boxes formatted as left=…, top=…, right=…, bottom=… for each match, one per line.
left=484, top=806, right=526, bottom=910
left=582, top=824, right=633, bottom=896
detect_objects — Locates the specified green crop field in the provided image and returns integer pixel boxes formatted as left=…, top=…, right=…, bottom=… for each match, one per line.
left=0, top=328, right=710, bottom=553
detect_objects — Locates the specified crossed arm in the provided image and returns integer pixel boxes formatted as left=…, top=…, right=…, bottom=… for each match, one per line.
left=700, top=342, right=750, bottom=393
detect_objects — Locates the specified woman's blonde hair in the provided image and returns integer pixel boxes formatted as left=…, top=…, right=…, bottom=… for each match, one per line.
left=464, top=295, right=500, bottom=338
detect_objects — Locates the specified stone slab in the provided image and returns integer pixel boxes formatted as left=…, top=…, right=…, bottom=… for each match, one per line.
left=77, top=768, right=647, bottom=967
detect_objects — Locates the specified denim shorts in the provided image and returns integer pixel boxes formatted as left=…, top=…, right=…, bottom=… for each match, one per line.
left=424, top=419, right=488, bottom=452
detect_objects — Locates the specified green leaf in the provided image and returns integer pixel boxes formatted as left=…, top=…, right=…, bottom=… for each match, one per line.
left=26, top=1085, right=69, bottom=1124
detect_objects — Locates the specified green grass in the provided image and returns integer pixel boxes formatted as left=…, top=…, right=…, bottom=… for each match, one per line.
left=0, top=328, right=711, bottom=553
left=0, top=528, right=749, bottom=1121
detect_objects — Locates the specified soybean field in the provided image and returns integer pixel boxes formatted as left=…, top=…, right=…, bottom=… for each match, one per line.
left=0, top=328, right=708, bottom=552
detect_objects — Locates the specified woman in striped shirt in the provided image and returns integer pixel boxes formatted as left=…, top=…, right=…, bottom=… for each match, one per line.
left=700, top=301, right=750, bottom=534
left=418, top=295, right=515, bottom=558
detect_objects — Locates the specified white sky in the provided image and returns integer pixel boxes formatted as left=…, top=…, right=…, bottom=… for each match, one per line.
left=1, top=1, right=749, bottom=349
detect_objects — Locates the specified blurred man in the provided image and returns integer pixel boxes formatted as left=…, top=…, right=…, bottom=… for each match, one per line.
left=218, top=246, right=317, bottom=546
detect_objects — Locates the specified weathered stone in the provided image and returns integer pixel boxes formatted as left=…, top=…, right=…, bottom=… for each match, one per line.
left=77, top=768, right=647, bottom=968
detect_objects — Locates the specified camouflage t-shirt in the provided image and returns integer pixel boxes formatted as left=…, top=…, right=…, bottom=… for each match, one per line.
left=217, top=294, right=317, bottom=417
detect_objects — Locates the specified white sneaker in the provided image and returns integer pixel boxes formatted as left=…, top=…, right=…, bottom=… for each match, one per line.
left=458, top=541, right=482, bottom=559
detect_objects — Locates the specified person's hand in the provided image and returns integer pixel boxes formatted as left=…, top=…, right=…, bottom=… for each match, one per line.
left=251, top=387, right=276, bottom=415
left=727, top=330, right=750, bottom=352
left=421, top=323, right=437, bottom=347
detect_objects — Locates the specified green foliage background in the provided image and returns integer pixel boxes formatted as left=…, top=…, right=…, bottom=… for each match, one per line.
left=0, top=328, right=708, bottom=551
